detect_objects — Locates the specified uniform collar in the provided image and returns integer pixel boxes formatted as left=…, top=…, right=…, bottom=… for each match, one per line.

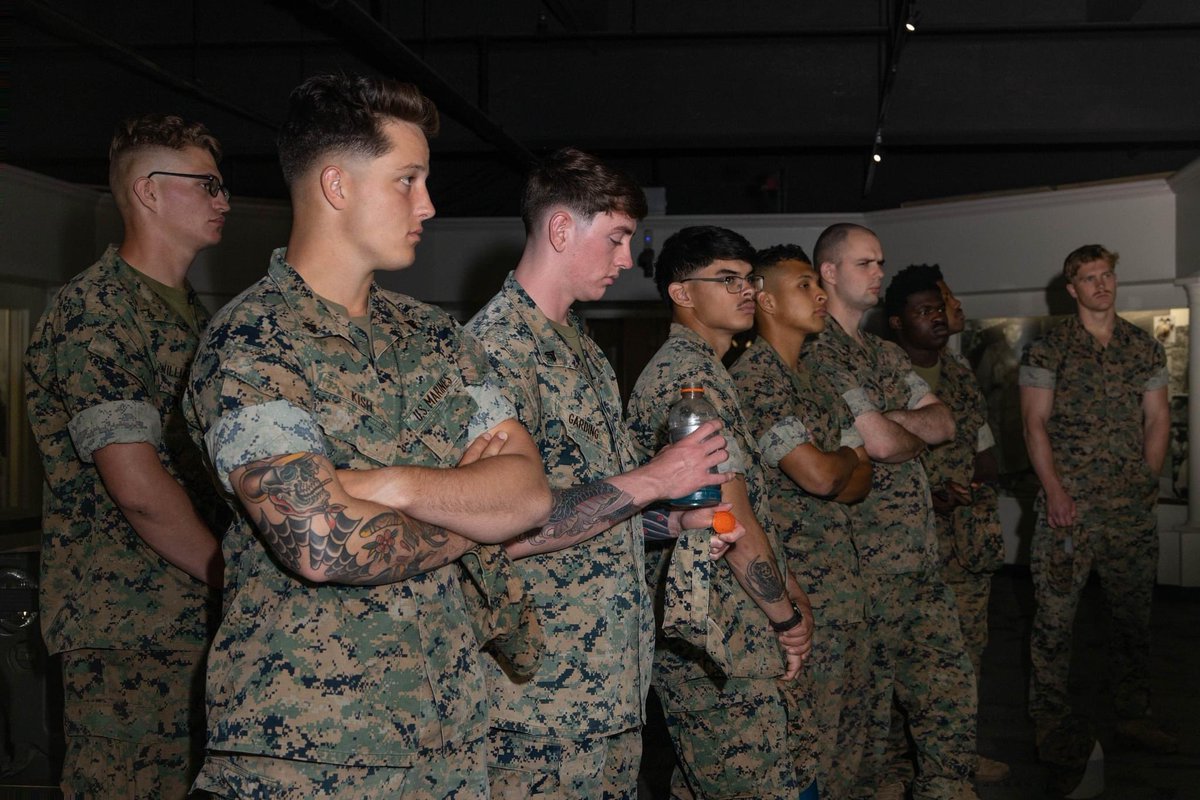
left=103, top=245, right=203, bottom=327
left=267, top=248, right=420, bottom=354
left=503, top=272, right=589, bottom=371
left=669, top=322, right=718, bottom=358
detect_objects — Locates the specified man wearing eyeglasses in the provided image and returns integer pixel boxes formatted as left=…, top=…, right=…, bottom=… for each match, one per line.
left=804, top=224, right=978, bottom=800
left=25, top=113, right=229, bottom=798
left=626, top=225, right=815, bottom=800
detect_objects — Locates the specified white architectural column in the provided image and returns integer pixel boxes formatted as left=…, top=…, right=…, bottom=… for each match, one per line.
left=1170, top=274, right=1200, bottom=585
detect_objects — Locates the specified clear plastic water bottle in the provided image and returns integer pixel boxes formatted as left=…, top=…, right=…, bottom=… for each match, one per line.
left=667, top=386, right=721, bottom=508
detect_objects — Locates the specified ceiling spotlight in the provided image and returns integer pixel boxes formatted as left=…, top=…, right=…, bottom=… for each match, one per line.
left=872, top=152, right=883, bottom=163
left=904, top=21, right=916, bottom=32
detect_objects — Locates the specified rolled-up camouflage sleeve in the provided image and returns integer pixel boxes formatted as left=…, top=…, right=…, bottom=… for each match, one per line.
left=466, top=382, right=518, bottom=440
left=840, top=425, right=865, bottom=449
left=977, top=422, right=996, bottom=452
left=757, top=416, right=813, bottom=469
left=68, top=400, right=161, bottom=463
left=903, top=371, right=932, bottom=409
left=206, top=400, right=327, bottom=492
left=1019, top=338, right=1057, bottom=389
left=1144, top=366, right=1168, bottom=392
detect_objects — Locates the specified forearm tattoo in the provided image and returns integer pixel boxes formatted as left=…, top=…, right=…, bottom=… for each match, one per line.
left=744, top=556, right=787, bottom=603
left=517, top=480, right=636, bottom=547
left=239, top=453, right=456, bottom=584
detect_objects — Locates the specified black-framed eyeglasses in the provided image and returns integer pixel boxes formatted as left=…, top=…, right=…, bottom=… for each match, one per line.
left=146, top=171, right=231, bottom=201
left=679, top=274, right=765, bottom=293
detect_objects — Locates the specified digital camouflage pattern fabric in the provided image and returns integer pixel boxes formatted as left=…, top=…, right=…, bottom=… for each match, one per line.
left=1020, top=315, right=1167, bottom=728
left=731, top=338, right=871, bottom=800
left=804, top=318, right=977, bottom=800
left=923, top=351, right=1004, bottom=676
left=25, top=245, right=223, bottom=797
left=25, top=245, right=220, bottom=656
left=60, top=648, right=205, bottom=798
left=803, top=318, right=939, bottom=575
left=468, top=274, right=652, bottom=739
left=184, top=249, right=515, bottom=770
left=627, top=323, right=804, bottom=800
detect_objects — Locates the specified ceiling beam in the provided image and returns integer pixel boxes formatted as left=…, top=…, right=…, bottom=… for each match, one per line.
left=294, top=0, right=536, bottom=170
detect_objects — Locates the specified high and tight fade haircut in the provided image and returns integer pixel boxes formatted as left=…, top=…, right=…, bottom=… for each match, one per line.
left=1063, top=244, right=1119, bottom=281
left=812, top=222, right=876, bottom=269
left=108, top=113, right=222, bottom=194
left=521, top=147, right=648, bottom=235
left=753, top=244, right=812, bottom=281
left=884, top=263, right=944, bottom=319
left=277, top=74, right=440, bottom=187
left=654, top=225, right=756, bottom=304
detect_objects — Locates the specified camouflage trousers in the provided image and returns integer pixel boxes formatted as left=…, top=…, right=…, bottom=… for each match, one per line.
left=1028, top=504, right=1157, bottom=731
left=488, top=726, right=640, bottom=799
left=782, top=620, right=871, bottom=800
left=59, top=647, right=205, bottom=800
left=194, top=738, right=487, bottom=799
left=655, top=670, right=808, bottom=800
left=858, top=572, right=977, bottom=800
left=882, top=573, right=992, bottom=789
left=942, top=570, right=992, bottom=682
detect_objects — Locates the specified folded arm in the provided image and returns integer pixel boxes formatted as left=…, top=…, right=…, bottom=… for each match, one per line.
left=232, top=450, right=478, bottom=585
left=337, top=418, right=552, bottom=539
left=882, top=392, right=955, bottom=445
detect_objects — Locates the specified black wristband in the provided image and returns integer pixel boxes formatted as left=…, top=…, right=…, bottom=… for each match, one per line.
left=770, top=605, right=804, bottom=633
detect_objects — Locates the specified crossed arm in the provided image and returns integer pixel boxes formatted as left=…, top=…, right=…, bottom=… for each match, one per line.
left=778, top=442, right=872, bottom=502
left=232, top=419, right=551, bottom=585
left=856, top=393, right=954, bottom=463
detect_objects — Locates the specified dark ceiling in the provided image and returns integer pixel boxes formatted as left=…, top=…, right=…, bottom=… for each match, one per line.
left=11, top=0, right=1200, bottom=216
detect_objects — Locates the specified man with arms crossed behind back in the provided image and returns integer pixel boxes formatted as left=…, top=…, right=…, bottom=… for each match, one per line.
left=468, top=147, right=742, bottom=799
left=627, top=226, right=815, bottom=800
left=25, top=113, right=228, bottom=798
left=184, top=74, right=552, bottom=797
left=804, top=223, right=979, bottom=800
left=731, top=244, right=874, bottom=800
left=1020, top=244, right=1175, bottom=756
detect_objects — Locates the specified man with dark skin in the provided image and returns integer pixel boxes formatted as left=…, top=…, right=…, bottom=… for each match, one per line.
left=887, top=265, right=1009, bottom=785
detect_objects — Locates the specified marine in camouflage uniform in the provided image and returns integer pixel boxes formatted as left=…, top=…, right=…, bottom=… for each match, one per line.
left=807, top=223, right=976, bottom=800
left=628, top=322, right=809, bottom=800
left=25, top=111, right=229, bottom=799
left=25, top=245, right=224, bottom=797
left=1020, top=275, right=1169, bottom=743
left=919, top=353, right=1002, bottom=672
left=884, top=266, right=1009, bottom=785
left=469, top=274, right=654, bottom=796
left=185, top=250, right=522, bottom=796
left=731, top=338, right=872, bottom=800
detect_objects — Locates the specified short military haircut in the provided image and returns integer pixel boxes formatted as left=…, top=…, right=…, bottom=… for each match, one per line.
left=753, top=244, right=812, bottom=283
left=278, top=73, right=439, bottom=187
left=1063, top=244, right=1119, bottom=281
left=654, top=225, right=756, bottom=304
left=812, top=222, right=876, bottom=269
left=521, top=147, right=648, bottom=235
left=884, top=263, right=944, bottom=319
left=108, top=113, right=222, bottom=195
